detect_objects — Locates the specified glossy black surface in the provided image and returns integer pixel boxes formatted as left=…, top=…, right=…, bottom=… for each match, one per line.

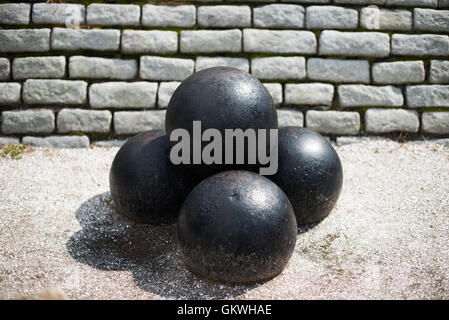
left=109, top=130, right=201, bottom=225
left=270, top=127, right=343, bottom=226
left=178, top=170, right=297, bottom=284
left=165, top=67, right=278, bottom=177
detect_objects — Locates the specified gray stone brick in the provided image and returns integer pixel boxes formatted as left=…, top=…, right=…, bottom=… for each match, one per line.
left=32, top=3, right=85, bottom=25
left=440, top=0, right=449, bottom=8
left=277, top=109, right=304, bottom=127
left=338, top=85, right=404, bottom=107
left=87, top=4, right=140, bottom=26
left=306, top=110, right=360, bottom=135
left=89, top=82, right=158, bottom=109
left=307, top=58, right=370, bottom=84
left=244, top=29, right=316, bottom=54
left=0, top=59, right=10, bottom=80
left=121, top=30, right=177, bottom=54
left=1, top=109, right=54, bottom=135
left=158, top=82, right=181, bottom=109
left=23, top=135, right=90, bottom=148
left=195, top=57, right=249, bottom=72
left=422, top=112, right=449, bottom=134
left=430, top=60, right=449, bottom=84
left=281, top=0, right=330, bottom=2
left=414, top=9, right=449, bottom=32
left=13, top=56, right=66, bottom=80
left=142, top=5, right=196, bottom=27
left=51, top=28, right=120, bottom=51
left=361, top=7, right=412, bottom=31
left=306, top=6, right=358, bottom=29
left=0, top=29, right=50, bottom=53
left=114, top=111, right=166, bottom=135
left=234, top=0, right=276, bottom=2
left=69, top=56, right=137, bottom=80
left=334, top=0, right=384, bottom=4
left=57, top=109, right=112, bottom=133
left=285, top=83, right=334, bottom=106
left=386, top=0, right=438, bottom=7
left=0, top=137, right=20, bottom=146
left=140, top=57, right=194, bottom=81
left=379, top=9, right=412, bottom=31
left=198, top=6, right=251, bottom=27
left=23, top=80, right=87, bottom=105
left=264, top=83, right=283, bottom=106
left=372, top=61, right=425, bottom=84
left=181, top=30, right=242, bottom=53
left=365, top=109, right=419, bottom=133
left=335, top=136, right=375, bottom=146
left=0, top=3, right=30, bottom=25
left=406, top=85, right=449, bottom=107
left=319, top=31, right=390, bottom=57
left=253, top=4, right=305, bottom=29
left=392, top=34, right=449, bottom=56
left=0, top=83, right=21, bottom=105
left=252, top=57, right=306, bottom=80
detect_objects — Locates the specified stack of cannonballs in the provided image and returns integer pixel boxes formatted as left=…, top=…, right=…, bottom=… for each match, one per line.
left=110, top=67, right=343, bottom=284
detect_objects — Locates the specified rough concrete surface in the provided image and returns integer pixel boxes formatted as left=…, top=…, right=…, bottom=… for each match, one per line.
left=0, top=138, right=448, bottom=300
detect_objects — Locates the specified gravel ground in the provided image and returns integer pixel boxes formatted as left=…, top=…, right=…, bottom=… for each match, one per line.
left=0, top=138, right=448, bottom=300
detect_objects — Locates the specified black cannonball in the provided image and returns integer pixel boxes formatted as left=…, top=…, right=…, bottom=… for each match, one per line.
left=178, top=170, right=297, bottom=284
left=165, top=67, right=278, bottom=177
left=269, top=127, right=343, bottom=226
left=109, top=130, right=201, bottom=225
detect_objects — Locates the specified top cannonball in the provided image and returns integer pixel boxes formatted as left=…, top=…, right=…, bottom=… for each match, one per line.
left=165, top=67, right=278, bottom=177
left=270, top=127, right=343, bottom=226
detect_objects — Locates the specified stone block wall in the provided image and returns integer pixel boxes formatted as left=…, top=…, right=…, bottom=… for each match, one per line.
left=0, top=1, right=448, bottom=147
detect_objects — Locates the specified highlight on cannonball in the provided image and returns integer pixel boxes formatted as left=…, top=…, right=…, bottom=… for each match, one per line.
left=109, top=130, right=201, bottom=225
left=177, top=170, right=297, bottom=284
left=270, top=127, right=343, bottom=226
left=165, top=67, right=278, bottom=177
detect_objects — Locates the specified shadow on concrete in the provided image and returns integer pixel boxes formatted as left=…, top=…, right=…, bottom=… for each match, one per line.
left=297, top=221, right=320, bottom=235
left=66, top=192, right=260, bottom=299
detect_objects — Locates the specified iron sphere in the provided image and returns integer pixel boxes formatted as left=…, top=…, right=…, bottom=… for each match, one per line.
left=178, top=170, right=297, bottom=284
left=269, top=127, right=343, bottom=226
left=109, top=130, right=201, bottom=225
left=165, top=67, right=278, bottom=177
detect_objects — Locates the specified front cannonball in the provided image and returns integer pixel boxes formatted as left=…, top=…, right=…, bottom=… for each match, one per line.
left=269, top=127, right=343, bottom=226
left=178, top=170, right=297, bottom=284
left=109, top=130, right=201, bottom=224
